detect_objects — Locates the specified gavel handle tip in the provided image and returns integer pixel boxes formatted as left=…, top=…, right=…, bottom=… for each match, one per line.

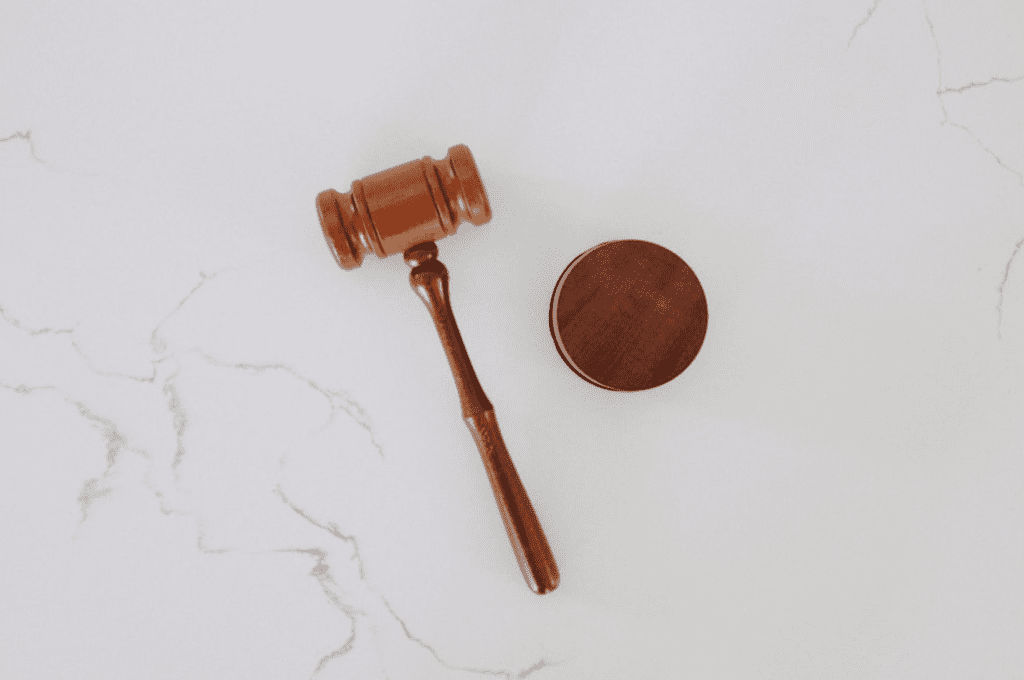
left=465, top=410, right=560, bottom=595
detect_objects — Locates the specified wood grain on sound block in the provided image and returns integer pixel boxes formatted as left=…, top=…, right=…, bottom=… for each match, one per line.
left=549, top=240, right=708, bottom=392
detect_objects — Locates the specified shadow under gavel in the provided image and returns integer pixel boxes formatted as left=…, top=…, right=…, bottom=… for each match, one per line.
left=316, top=145, right=559, bottom=594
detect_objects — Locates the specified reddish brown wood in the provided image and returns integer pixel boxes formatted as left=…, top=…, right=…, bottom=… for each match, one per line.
left=550, top=240, right=708, bottom=391
left=405, top=242, right=559, bottom=594
left=317, top=144, right=491, bottom=270
left=316, top=148, right=558, bottom=594
left=404, top=242, right=492, bottom=418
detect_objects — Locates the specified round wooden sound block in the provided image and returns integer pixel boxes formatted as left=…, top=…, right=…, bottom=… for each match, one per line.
left=549, top=240, right=708, bottom=392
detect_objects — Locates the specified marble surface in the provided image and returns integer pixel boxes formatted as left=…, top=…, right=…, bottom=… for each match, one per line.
left=2, top=1, right=1023, bottom=677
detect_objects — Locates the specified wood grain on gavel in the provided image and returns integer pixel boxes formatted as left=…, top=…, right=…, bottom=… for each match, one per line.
left=317, top=145, right=559, bottom=594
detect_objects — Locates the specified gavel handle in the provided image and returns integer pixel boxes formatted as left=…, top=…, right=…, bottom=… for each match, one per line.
left=406, top=242, right=560, bottom=594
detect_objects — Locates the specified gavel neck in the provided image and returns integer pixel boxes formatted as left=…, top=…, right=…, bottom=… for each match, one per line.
left=403, top=241, right=440, bottom=268
left=406, top=242, right=493, bottom=417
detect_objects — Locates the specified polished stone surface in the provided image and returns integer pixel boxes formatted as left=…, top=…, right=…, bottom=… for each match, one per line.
left=2, top=1, right=1023, bottom=677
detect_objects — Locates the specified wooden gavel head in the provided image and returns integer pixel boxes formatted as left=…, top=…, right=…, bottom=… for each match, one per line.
left=316, top=144, right=492, bottom=269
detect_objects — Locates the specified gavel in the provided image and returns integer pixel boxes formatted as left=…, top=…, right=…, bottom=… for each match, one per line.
left=316, top=144, right=560, bottom=594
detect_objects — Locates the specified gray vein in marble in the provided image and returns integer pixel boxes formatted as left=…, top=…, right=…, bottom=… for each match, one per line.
left=0, top=270, right=230, bottom=523
left=162, top=373, right=189, bottom=470
left=0, top=381, right=137, bottom=521
left=924, top=2, right=1024, bottom=338
left=0, top=129, right=46, bottom=165
left=1, top=270, right=223, bottom=385
left=68, top=336, right=163, bottom=383
left=275, top=485, right=367, bottom=580
left=847, top=0, right=881, bottom=49
left=380, top=596, right=516, bottom=679
left=76, top=479, right=114, bottom=520
left=154, top=499, right=366, bottom=674
left=178, top=538, right=363, bottom=676
left=73, top=269, right=229, bottom=384
left=276, top=548, right=361, bottom=677
left=516, top=659, right=554, bottom=678
left=272, top=492, right=376, bottom=676
left=940, top=121, right=1024, bottom=336
left=144, top=483, right=180, bottom=517
left=197, top=351, right=385, bottom=459
left=150, top=270, right=231, bottom=355
left=275, top=547, right=365, bottom=620
left=308, top=628, right=356, bottom=676
left=939, top=74, right=1024, bottom=96
left=0, top=272, right=227, bottom=486
left=924, top=9, right=947, bottom=113
left=0, top=305, right=76, bottom=336
left=195, top=522, right=234, bottom=554
left=70, top=401, right=135, bottom=521
left=997, top=239, right=1024, bottom=334
left=0, top=128, right=97, bottom=177
left=0, top=381, right=59, bottom=397
left=275, top=486, right=543, bottom=679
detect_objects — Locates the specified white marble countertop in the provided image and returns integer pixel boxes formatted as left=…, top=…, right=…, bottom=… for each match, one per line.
left=2, top=1, right=1022, bottom=677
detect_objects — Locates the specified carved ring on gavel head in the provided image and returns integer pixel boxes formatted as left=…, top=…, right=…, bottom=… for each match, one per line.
left=316, top=145, right=560, bottom=595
